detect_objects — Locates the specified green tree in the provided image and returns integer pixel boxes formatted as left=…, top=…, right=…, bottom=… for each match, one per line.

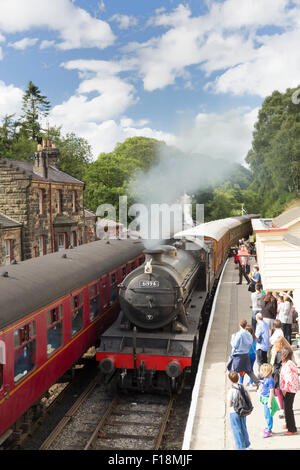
left=21, top=81, right=51, bottom=140
left=83, top=137, right=164, bottom=212
left=246, top=85, right=300, bottom=216
left=48, top=128, right=92, bottom=181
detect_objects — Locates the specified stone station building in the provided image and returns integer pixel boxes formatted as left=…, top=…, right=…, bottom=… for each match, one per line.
left=0, top=140, right=96, bottom=265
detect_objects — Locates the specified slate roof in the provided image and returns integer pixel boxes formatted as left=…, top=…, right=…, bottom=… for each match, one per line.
left=0, top=213, right=22, bottom=229
left=272, top=205, right=300, bottom=228
left=4, top=159, right=84, bottom=185
left=53, top=214, right=80, bottom=227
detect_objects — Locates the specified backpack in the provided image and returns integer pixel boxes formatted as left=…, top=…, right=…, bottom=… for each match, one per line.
left=232, top=384, right=253, bottom=417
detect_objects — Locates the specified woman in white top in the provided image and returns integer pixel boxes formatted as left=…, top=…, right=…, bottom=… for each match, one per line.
left=278, top=296, right=293, bottom=344
left=269, top=319, right=284, bottom=364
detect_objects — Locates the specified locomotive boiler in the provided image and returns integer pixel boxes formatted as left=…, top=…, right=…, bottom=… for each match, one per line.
left=118, top=245, right=201, bottom=333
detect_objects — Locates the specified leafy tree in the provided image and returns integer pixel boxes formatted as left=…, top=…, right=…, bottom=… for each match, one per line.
left=84, top=137, right=165, bottom=212
left=246, top=85, right=300, bottom=216
left=47, top=127, right=92, bottom=181
left=21, top=81, right=51, bottom=140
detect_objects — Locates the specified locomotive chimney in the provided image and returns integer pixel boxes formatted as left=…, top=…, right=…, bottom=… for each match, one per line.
left=143, top=248, right=163, bottom=264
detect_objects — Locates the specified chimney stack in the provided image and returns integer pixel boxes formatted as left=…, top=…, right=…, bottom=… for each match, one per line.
left=33, top=140, right=60, bottom=177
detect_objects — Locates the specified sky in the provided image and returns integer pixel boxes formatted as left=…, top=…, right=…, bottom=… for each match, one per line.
left=0, top=0, right=300, bottom=162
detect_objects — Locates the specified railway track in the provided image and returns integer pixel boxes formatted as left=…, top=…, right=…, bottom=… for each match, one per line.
left=39, top=374, right=176, bottom=451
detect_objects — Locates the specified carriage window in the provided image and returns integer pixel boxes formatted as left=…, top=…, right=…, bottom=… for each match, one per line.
left=122, top=267, right=127, bottom=280
left=130, top=262, right=136, bottom=271
left=14, top=321, right=36, bottom=383
left=110, top=273, right=117, bottom=304
left=71, top=293, right=84, bottom=336
left=0, top=340, right=4, bottom=390
left=102, top=283, right=107, bottom=308
left=89, top=284, right=100, bottom=322
left=47, top=305, right=63, bottom=356
left=139, top=256, right=144, bottom=266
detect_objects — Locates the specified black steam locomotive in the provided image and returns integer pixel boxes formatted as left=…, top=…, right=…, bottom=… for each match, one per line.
left=96, top=215, right=255, bottom=394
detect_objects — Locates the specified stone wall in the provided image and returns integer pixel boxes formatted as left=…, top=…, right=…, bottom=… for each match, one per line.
left=28, top=181, right=85, bottom=256
left=0, top=227, right=22, bottom=265
left=0, top=161, right=31, bottom=260
left=0, top=158, right=93, bottom=264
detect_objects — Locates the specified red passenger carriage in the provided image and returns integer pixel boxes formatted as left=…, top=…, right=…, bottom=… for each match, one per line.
left=0, top=239, right=144, bottom=444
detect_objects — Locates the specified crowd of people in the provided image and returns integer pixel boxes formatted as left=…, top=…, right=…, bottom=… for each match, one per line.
left=227, top=239, right=299, bottom=450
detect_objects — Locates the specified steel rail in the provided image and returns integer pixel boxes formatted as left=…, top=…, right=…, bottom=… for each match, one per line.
left=154, top=397, right=175, bottom=450
left=39, top=374, right=101, bottom=450
left=84, top=397, right=118, bottom=450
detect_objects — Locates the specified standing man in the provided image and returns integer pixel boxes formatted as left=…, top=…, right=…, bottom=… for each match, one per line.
left=255, top=313, right=270, bottom=378
left=251, top=283, right=264, bottom=331
left=236, top=246, right=251, bottom=285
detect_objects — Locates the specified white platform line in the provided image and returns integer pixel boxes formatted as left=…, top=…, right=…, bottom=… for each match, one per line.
left=182, top=258, right=229, bottom=450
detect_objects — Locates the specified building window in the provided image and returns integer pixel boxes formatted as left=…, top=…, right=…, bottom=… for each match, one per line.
left=72, top=191, right=77, bottom=213
left=56, top=189, right=62, bottom=214
left=14, top=321, right=36, bottom=383
left=89, top=284, right=100, bottom=322
left=47, top=305, right=63, bottom=356
left=5, top=239, right=13, bottom=265
left=39, top=235, right=46, bottom=256
left=72, top=231, right=79, bottom=247
left=71, top=293, right=84, bottom=336
left=38, top=189, right=45, bottom=215
left=58, top=233, right=67, bottom=251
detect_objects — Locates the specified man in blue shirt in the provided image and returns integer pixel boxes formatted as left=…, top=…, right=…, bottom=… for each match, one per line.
left=249, top=265, right=262, bottom=291
left=255, top=313, right=270, bottom=378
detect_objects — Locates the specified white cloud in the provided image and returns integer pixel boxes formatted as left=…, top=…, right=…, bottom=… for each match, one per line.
left=110, top=14, right=138, bottom=30
left=48, top=117, right=176, bottom=158
left=98, top=1, right=106, bottom=13
left=209, top=29, right=300, bottom=97
left=175, top=107, right=258, bottom=163
left=0, top=80, right=23, bottom=118
left=40, top=40, right=55, bottom=50
left=54, top=59, right=137, bottom=127
left=0, top=0, right=115, bottom=50
left=123, top=0, right=300, bottom=96
left=8, top=36, right=38, bottom=50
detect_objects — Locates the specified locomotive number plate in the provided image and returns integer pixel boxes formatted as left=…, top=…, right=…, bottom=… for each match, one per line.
left=139, top=280, right=160, bottom=287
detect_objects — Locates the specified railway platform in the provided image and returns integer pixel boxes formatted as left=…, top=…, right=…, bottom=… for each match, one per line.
left=183, top=258, right=300, bottom=450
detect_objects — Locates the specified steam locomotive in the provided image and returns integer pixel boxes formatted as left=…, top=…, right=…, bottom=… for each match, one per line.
left=96, top=214, right=257, bottom=394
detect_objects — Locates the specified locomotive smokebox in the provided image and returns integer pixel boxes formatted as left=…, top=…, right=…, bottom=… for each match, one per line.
left=119, top=244, right=199, bottom=331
